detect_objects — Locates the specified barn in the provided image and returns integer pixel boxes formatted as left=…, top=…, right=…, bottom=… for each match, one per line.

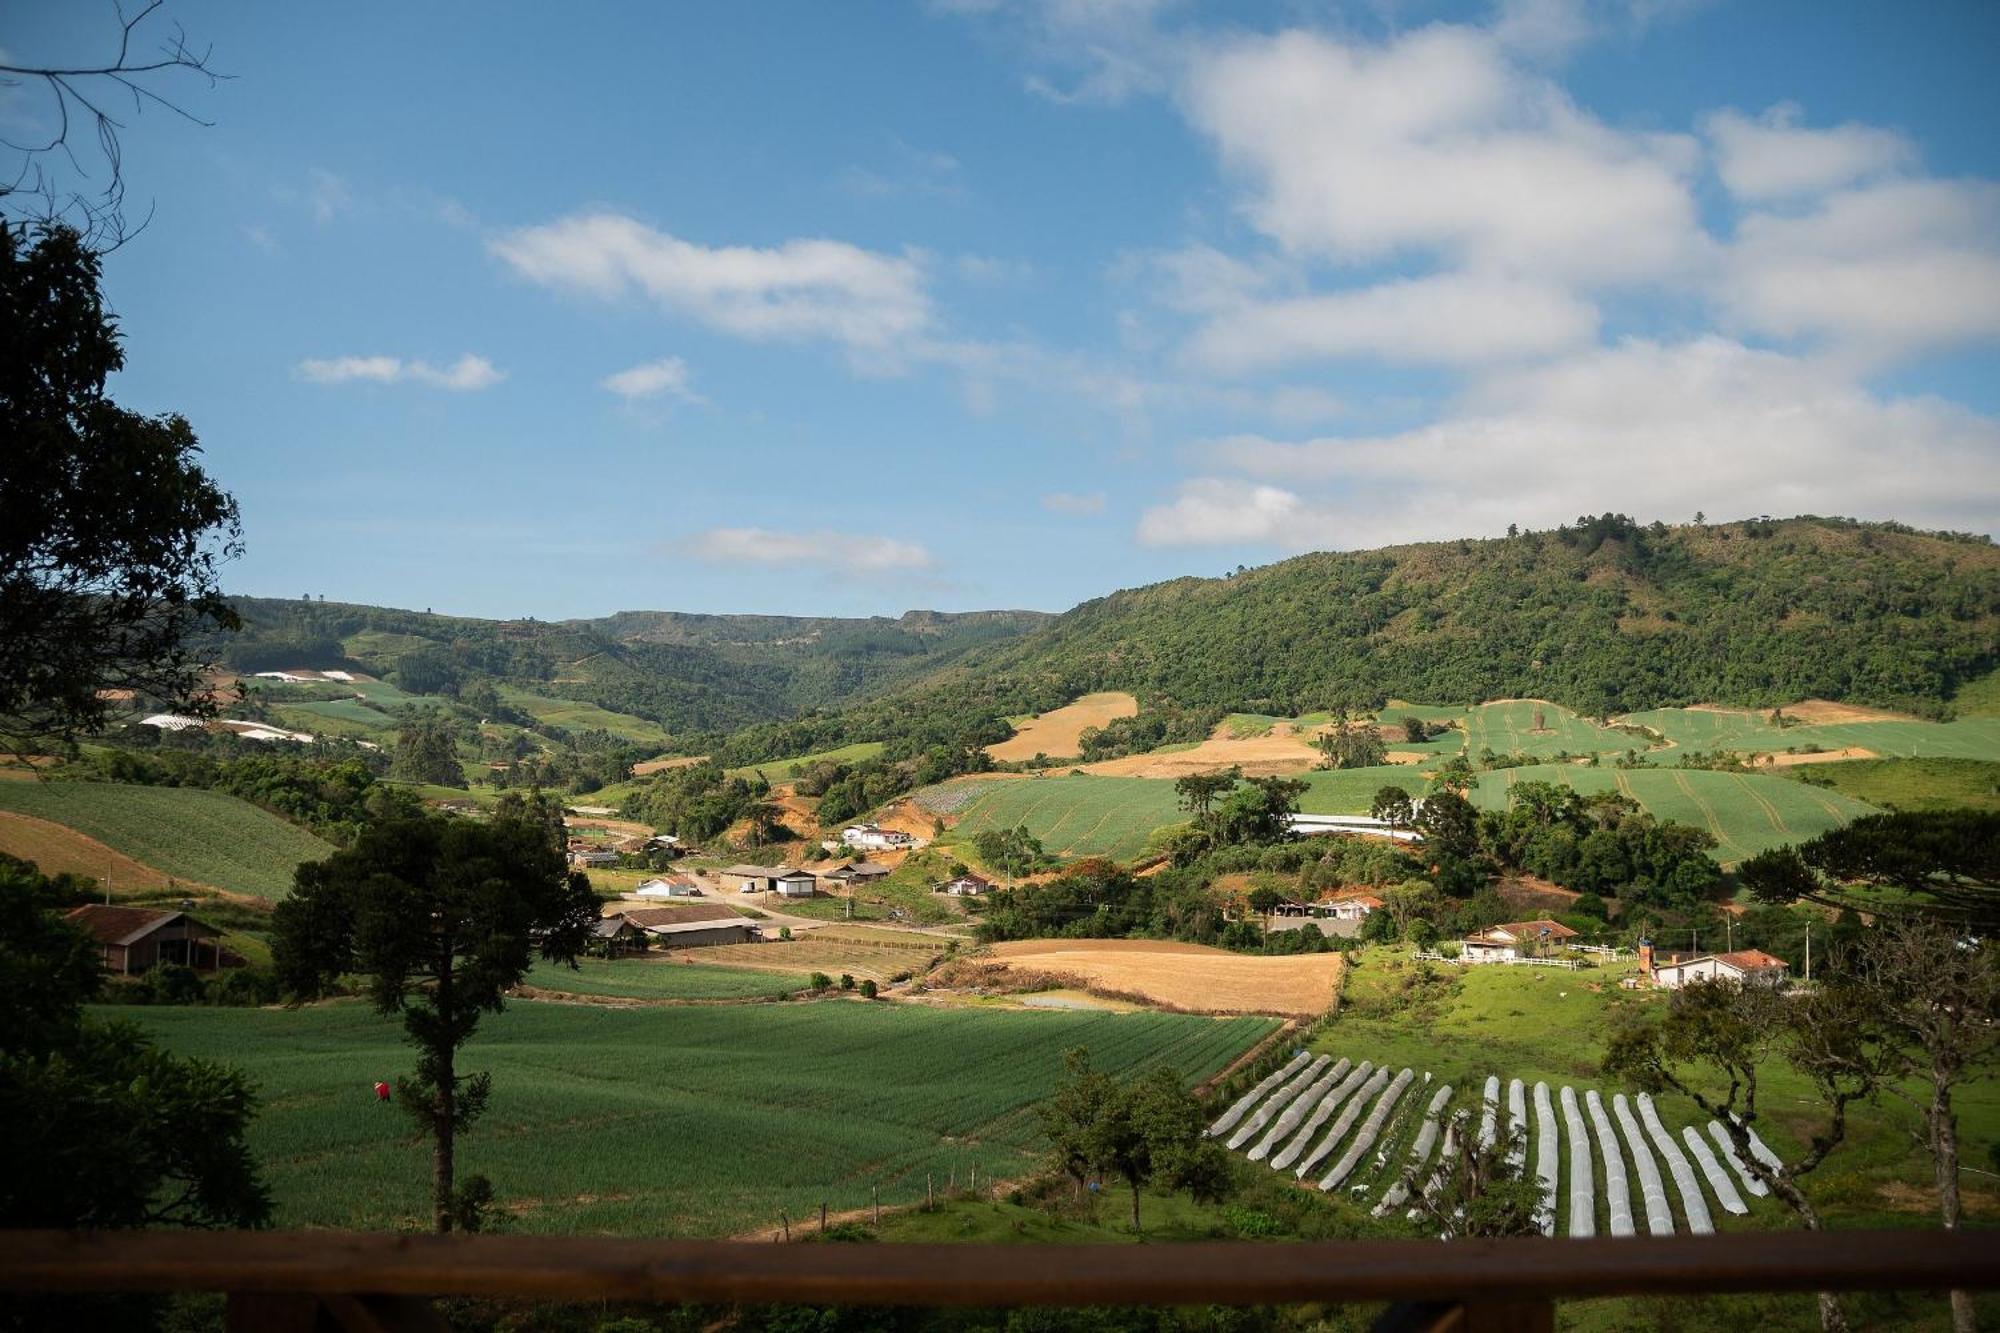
left=617, top=904, right=760, bottom=948
left=720, top=864, right=785, bottom=893
left=64, top=905, right=224, bottom=975
left=775, top=869, right=818, bottom=899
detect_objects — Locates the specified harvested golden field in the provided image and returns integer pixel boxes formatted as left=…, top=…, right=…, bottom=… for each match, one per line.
left=985, top=692, right=1138, bottom=762
left=983, top=938, right=1344, bottom=1017
left=633, top=755, right=706, bottom=775
left=1779, top=698, right=1916, bottom=725
left=1759, top=746, right=1878, bottom=767
left=672, top=933, right=947, bottom=984
left=1076, top=722, right=1323, bottom=779
left=0, top=811, right=198, bottom=895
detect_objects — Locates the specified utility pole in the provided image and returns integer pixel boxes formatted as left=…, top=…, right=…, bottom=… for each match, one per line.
left=1804, top=922, right=1812, bottom=984
left=1726, top=917, right=1734, bottom=952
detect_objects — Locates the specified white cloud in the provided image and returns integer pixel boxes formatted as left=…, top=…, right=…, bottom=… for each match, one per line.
left=688, top=527, right=935, bottom=576
left=935, top=0, right=1183, bottom=105
left=1721, top=179, right=2000, bottom=354
left=1180, top=26, right=1706, bottom=285
left=295, top=354, right=503, bottom=391
left=305, top=168, right=351, bottom=224
left=1705, top=105, right=1915, bottom=201
left=1183, top=271, right=1598, bottom=372
left=1140, top=338, right=2000, bottom=549
left=490, top=213, right=932, bottom=361
left=601, top=356, right=704, bottom=403
left=1042, top=491, right=1107, bottom=515
left=1138, top=478, right=1302, bottom=546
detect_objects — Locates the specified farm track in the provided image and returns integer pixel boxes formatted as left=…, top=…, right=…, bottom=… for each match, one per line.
left=1727, top=774, right=1796, bottom=842
left=1671, top=771, right=1752, bottom=863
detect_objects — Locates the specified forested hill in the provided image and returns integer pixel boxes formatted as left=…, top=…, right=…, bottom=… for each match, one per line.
left=963, top=516, right=1999, bottom=720
left=206, top=599, right=1052, bottom=737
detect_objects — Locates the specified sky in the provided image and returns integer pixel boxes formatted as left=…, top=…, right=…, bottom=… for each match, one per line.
left=7, top=0, right=1999, bottom=620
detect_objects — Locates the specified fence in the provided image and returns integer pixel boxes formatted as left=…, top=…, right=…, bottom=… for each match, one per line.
left=1413, top=952, right=1584, bottom=970
left=3, top=1228, right=1996, bottom=1333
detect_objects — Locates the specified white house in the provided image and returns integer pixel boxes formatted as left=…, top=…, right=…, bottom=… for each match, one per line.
left=842, top=824, right=915, bottom=851
left=1460, top=919, right=1579, bottom=963
left=1327, top=894, right=1384, bottom=922
left=1650, top=948, right=1790, bottom=990
left=633, top=875, right=702, bottom=899
left=939, top=873, right=992, bottom=896
left=775, top=869, right=819, bottom=899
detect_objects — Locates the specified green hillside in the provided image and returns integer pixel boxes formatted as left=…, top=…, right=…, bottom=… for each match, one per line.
left=0, top=782, right=333, bottom=900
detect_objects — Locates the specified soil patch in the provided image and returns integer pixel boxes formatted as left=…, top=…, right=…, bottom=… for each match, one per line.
left=985, top=692, right=1139, bottom=762
left=1778, top=699, right=1917, bottom=725
left=0, top=811, right=194, bottom=895
left=633, top=755, right=706, bottom=775
left=1075, top=720, right=1322, bottom=779
left=983, top=938, right=1344, bottom=1017
left=1757, top=746, right=1878, bottom=767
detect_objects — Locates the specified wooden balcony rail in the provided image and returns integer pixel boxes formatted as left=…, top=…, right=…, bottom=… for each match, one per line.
left=4, top=1228, right=1996, bottom=1332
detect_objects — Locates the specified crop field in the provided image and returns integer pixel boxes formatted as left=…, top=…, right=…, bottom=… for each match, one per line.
left=1296, top=767, right=1427, bottom=814
left=495, top=687, right=672, bottom=746
left=1617, top=708, right=2000, bottom=765
left=1462, top=701, right=1636, bottom=759
left=121, top=1000, right=1275, bottom=1236
left=285, top=698, right=400, bottom=730
left=1619, top=707, right=1789, bottom=754
left=0, top=810, right=181, bottom=894
left=986, top=939, right=1345, bottom=1017
left=680, top=934, right=947, bottom=985
left=725, top=741, right=885, bottom=783
left=986, top=692, right=1139, bottom=762
left=0, top=782, right=332, bottom=900
left=518, top=957, right=812, bottom=1001
left=1785, top=758, right=2000, bottom=814
left=950, top=774, right=1182, bottom=861
left=1466, top=765, right=1879, bottom=863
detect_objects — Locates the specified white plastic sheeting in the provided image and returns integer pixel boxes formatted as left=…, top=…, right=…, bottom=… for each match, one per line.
left=1612, top=1093, right=1675, bottom=1236
left=1506, top=1078, right=1529, bottom=1172
left=1681, top=1125, right=1749, bottom=1215
left=1271, top=1061, right=1373, bottom=1171
left=1585, top=1089, right=1634, bottom=1237
left=1295, top=1065, right=1391, bottom=1178
left=1636, top=1094, right=1716, bottom=1233
left=1374, top=1084, right=1453, bottom=1217
left=1709, top=1121, right=1772, bottom=1197
left=1560, top=1086, right=1595, bottom=1239
left=1730, top=1116, right=1786, bottom=1173
left=1248, top=1058, right=1351, bottom=1162
left=1477, top=1075, right=1501, bottom=1152
left=1208, top=1051, right=1310, bottom=1137
left=1531, top=1082, right=1560, bottom=1237
left=1320, top=1067, right=1416, bottom=1191
left=1226, top=1054, right=1330, bottom=1150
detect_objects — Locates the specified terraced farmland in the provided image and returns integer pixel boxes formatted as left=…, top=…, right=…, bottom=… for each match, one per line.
left=949, top=775, right=1182, bottom=861
left=1466, top=765, right=1879, bottom=863
left=0, top=782, right=333, bottom=899
left=124, top=1000, right=1275, bottom=1236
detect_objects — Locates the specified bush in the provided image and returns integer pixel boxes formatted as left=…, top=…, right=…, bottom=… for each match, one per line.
left=809, top=972, right=833, bottom=991
left=1439, top=943, right=1462, bottom=960
left=859, top=979, right=878, bottom=999
left=1572, top=892, right=1608, bottom=919
left=839, top=973, right=856, bottom=991
left=1407, top=919, right=1440, bottom=950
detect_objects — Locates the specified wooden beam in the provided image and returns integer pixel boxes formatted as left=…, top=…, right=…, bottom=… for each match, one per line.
left=4, top=1229, right=1998, bottom=1308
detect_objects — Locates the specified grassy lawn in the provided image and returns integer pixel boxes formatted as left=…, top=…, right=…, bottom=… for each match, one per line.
left=0, top=781, right=333, bottom=900
left=121, top=1000, right=1275, bottom=1237
left=1782, top=757, right=2000, bottom=814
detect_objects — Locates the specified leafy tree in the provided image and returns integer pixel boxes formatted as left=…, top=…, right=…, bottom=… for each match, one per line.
left=390, top=707, right=466, bottom=788
left=272, top=812, right=597, bottom=1232
left=1409, top=1118, right=1544, bottom=1239
left=1036, top=1049, right=1229, bottom=1231
left=1206, top=775, right=1306, bottom=846
left=1314, top=717, right=1387, bottom=770
left=1383, top=880, right=1440, bottom=936
left=1173, top=768, right=1239, bottom=818
left=1370, top=786, right=1415, bottom=829
left=1, top=224, right=241, bottom=756
left=1414, top=790, right=1480, bottom=862
left=1606, top=979, right=1892, bottom=1333
left=1741, top=811, right=2000, bottom=931
left=975, top=823, right=1047, bottom=885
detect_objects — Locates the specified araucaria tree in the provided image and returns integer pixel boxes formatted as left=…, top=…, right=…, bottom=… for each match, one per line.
left=1, top=223, right=241, bottom=755
left=1606, top=980, right=1890, bottom=1332
left=273, top=812, right=598, bottom=1231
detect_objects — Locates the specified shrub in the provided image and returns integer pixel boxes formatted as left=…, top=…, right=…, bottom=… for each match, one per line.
left=859, top=979, right=878, bottom=999
left=1572, top=892, right=1608, bottom=919
left=809, top=972, right=833, bottom=991
left=839, top=973, right=856, bottom=991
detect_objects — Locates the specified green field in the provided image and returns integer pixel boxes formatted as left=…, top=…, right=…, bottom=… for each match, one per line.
left=950, top=775, right=1185, bottom=861
left=495, top=686, right=672, bottom=746
left=726, top=741, right=886, bottom=783
left=283, top=698, right=401, bottom=730
left=1785, top=758, right=2000, bottom=814
left=1465, top=765, right=1880, bottom=863
left=1618, top=706, right=1788, bottom=754
left=1956, top=668, right=2000, bottom=718
left=0, top=782, right=333, bottom=899
left=1618, top=708, right=2000, bottom=764
left=122, top=1000, right=1275, bottom=1236
left=519, top=957, right=812, bottom=1001
left=1462, top=700, right=1636, bottom=759
left=1296, top=766, right=1427, bottom=814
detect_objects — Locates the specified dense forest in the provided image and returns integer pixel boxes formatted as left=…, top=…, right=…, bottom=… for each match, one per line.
left=203, top=517, right=1999, bottom=766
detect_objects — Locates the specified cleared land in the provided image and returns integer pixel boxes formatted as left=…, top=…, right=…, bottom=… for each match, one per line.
left=1620, top=707, right=2000, bottom=765
left=985, top=939, right=1345, bottom=1017
left=495, top=686, right=672, bottom=746
left=1783, top=758, right=2000, bottom=815
left=122, top=1000, right=1274, bottom=1236
left=632, top=755, right=706, bottom=776
left=0, top=782, right=333, bottom=900
left=1076, top=721, right=1323, bottom=779
left=985, top=692, right=1138, bottom=762
left=1465, top=764, right=1879, bottom=863
left=0, top=810, right=190, bottom=894
left=672, top=933, right=946, bottom=985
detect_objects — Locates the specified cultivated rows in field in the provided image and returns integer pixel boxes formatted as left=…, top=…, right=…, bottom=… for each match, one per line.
left=950, top=775, right=1183, bottom=861
left=126, top=1001, right=1274, bottom=1237
left=518, top=958, right=814, bottom=1001
left=1465, top=765, right=1878, bottom=863
left=1210, top=1052, right=1777, bottom=1238
left=495, top=686, right=673, bottom=746
left=1461, top=701, right=1638, bottom=760
left=1619, top=708, right=2000, bottom=764
left=0, top=782, right=332, bottom=900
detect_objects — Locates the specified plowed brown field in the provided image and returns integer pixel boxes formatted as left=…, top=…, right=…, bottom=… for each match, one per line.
left=984, top=938, right=1344, bottom=1017
left=985, top=692, right=1138, bottom=762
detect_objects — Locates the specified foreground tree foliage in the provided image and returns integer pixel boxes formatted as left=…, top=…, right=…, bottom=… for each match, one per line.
left=1036, top=1048, right=1230, bottom=1231
left=0, top=223, right=240, bottom=755
left=1741, top=810, right=2000, bottom=931
left=272, top=811, right=597, bottom=1232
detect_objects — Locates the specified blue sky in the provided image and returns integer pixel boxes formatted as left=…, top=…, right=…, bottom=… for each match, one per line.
left=7, top=0, right=1999, bottom=619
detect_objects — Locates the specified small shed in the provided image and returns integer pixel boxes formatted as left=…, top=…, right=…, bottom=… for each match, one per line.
left=64, top=905, right=224, bottom=975
left=590, top=915, right=650, bottom=957
left=823, top=860, right=892, bottom=887
left=721, top=864, right=784, bottom=893
left=619, top=904, right=758, bottom=949
left=775, top=869, right=818, bottom=899
left=568, top=848, right=620, bottom=868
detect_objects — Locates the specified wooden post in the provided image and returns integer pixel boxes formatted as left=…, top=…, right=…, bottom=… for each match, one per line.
left=780, top=1211, right=789, bottom=1242
left=971, top=1163, right=978, bottom=1196
left=927, top=1174, right=934, bottom=1209
left=820, top=1203, right=827, bottom=1233
left=872, top=1185, right=880, bottom=1227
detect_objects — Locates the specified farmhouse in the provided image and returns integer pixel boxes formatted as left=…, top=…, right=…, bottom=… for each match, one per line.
left=617, top=904, right=759, bottom=948
left=1461, top=918, right=1579, bottom=963
left=589, top=915, right=650, bottom=956
left=939, top=873, right=992, bottom=896
left=1648, top=947, right=1790, bottom=990
left=842, top=823, right=915, bottom=851
left=720, top=864, right=785, bottom=893
left=568, top=847, right=619, bottom=868
left=775, top=869, right=819, bottom=899
left=821, top=859, right=892, bottom=887
left=633, top=874, right=701, bottom=898
left=1326, top=893, right=1384, bottom=922
left=64, top=905, right=224, bottom=975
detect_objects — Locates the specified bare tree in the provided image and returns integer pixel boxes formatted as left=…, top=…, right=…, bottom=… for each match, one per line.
left=1, top=1, right=226, bottom=250
left=1850, top=921, right=1999, bottom=1333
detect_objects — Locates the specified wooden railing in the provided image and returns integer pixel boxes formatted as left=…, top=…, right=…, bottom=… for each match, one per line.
left=4, top=1228, right=1996, bottom=1332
